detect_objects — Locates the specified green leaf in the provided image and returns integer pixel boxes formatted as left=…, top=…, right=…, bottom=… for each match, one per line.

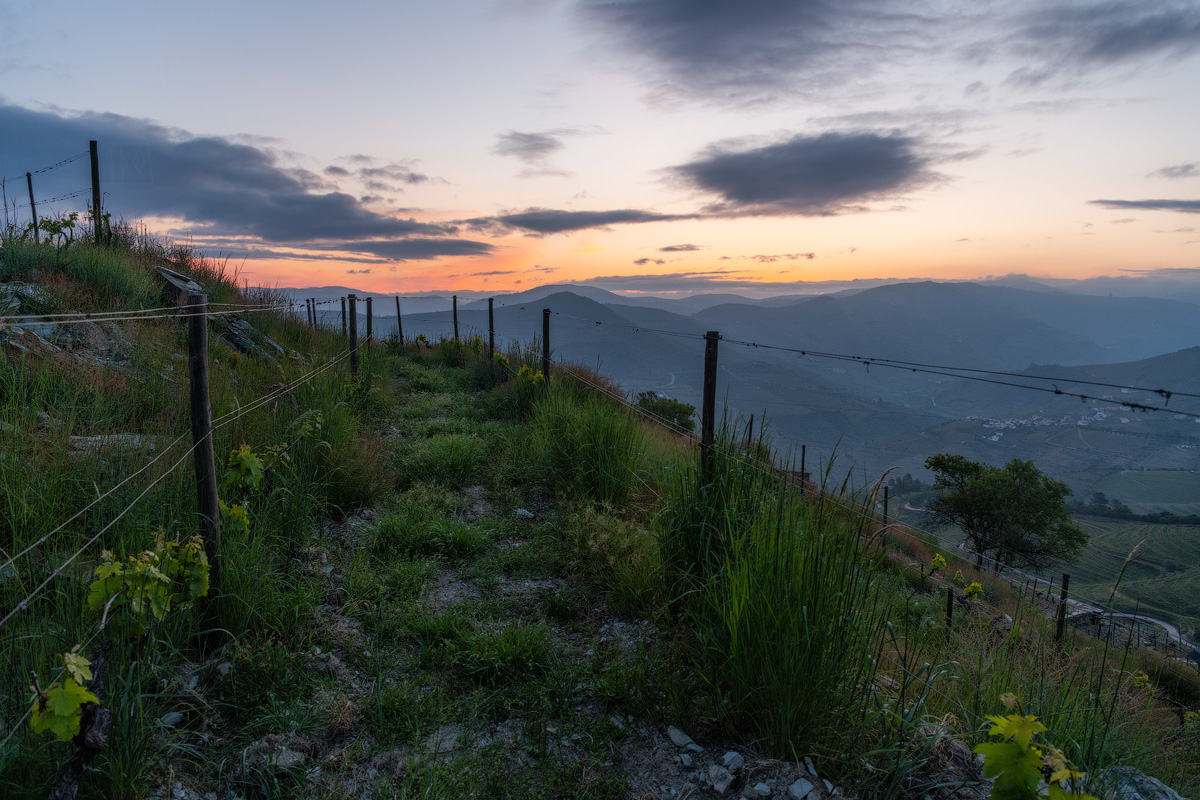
left=31, top=679, right=98, bottom=742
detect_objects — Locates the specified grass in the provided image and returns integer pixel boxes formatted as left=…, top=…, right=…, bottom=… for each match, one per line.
left=4, top=228, right=1200, bottom=799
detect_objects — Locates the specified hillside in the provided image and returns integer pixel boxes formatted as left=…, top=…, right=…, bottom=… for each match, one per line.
left=5, top=238, right=1200, bottom=799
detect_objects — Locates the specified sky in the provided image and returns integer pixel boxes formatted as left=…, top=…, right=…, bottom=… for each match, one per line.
left=2, top=0, right=1199, bottom=297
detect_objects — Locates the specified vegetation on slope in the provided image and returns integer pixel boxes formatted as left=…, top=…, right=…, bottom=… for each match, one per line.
left=2, top=230, right=1200, bottom=799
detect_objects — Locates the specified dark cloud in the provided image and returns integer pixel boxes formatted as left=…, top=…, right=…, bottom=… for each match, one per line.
left=339, top=239, right=497, bottom=260
left=1089, top=199, right=1200, bottom=214
left=659, top=243, right=701, bottom=252
left=346, top=269, right=372, bottom=274
left=492, top=129, right=586, bottom=177
left=462, top=207, right=698, bottom=235
left=580, top=271, right=919, bottom=294
left=1002, top=3, right=1200, bottom=84
left=576, top=0, right=933, bottom=102
left=670, top=131, right=940, bottom=215
left=747, top=253, right=815, bottom=262
left=0, top=104, right=491, bottom=261
left=1149, top=162, right=1199, bottom=179
left=633, top=258, right=665, bottom=265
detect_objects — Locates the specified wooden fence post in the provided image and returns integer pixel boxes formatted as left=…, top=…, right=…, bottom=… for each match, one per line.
left=542, top=308, right=551, bottom=385
left=453, top=294, right=459, bottom=340
left=488, top=298, right=495, bottom=357
left=366, top=296, right=372, bottom=341
left=800, top=444, right=806, bottom=496
left=745, top=413, right=754, bottom=447
left=90, top=140, right=103, bottom=244
left=25, top=173, right=38, bottom=243
left=340, top=297, right=347, bottom=337
left=395, top=296, right=403, bottom=343
left=946, top=586, right=954, bottom=642
left=186, top=292, right=221, bottom=609
left=348, top=294, right=358, bottom=375
left=1056, top=573, right=1070, bottom=641
left=701, top=331, right=720, bottom=483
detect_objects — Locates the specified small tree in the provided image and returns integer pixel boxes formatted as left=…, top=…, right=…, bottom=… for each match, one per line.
left=924, top=454, right=1087, bottom=572
left=634, top=391, right=696, bottom=433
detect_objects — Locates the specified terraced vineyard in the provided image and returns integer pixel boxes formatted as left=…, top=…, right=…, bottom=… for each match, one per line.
left=1071, top=519, right=1200, bottom=637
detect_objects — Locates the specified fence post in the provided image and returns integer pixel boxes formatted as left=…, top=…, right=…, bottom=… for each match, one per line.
left=542, top=308, right=551, bottom=385
left=366, top=296, right=372, bottom=341
left=946, top=586, right=954, bottom=642
left=340, top=297, right=347, bottom=337
left=25, top=173, right=39, bottom=243
left=90, top=140, right=103, bottom=244
left=1056, top=573, right=1070, bottom=641
left=305, top=299, right=312, bottom=327
left=701, top=330, right=720, bottom=483
left=488, top=298, right=495, bottom=357
left=800, top=444, right=806, bottom=496
left=185, top=292, right=221, bottom=609
left=453, top=294, right=459, bottom=340
left=745, top=413, right=754, bottom=447
left=348, top=294, right=358, bottom=375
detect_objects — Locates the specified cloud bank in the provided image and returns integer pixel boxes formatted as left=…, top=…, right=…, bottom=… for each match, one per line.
left=0, top=104, right=491, bottom=261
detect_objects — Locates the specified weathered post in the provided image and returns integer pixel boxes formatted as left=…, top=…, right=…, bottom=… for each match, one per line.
left=348, top=294, right=358, bottom=375
left=701, top=331, right=720, bottom=483
left=395, top=296, right=404, bottom=344
left=800, top=444, right=807, bottom=497
left=366, top=296, right=372, bottom=341
left=453, top=295, right=459, bottom=340
left=340, top=297, right=347, bottom=337
left=745, top=414, right=754, bottom=447
left=1056, top=573, right=1070, bottom=641
left=946, top=586, right=954, bottom=642
left=305, top=298, right=312, bottom=327
left=186, top=292, right=221, bottom=606
left=90, top=140, right=103, bottom=244
left=25, top=173, right=38, bottom=243
left=883, top=485, right=890, bottom=523
left=488, top=298, right=495, bottom=357
left=542, top=308, right=551, bottom=385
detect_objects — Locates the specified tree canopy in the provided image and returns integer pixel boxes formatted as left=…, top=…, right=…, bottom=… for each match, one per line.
left=923, top=454, right=1088, bottom=572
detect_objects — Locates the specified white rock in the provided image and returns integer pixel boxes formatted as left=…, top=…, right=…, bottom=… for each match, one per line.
left=667, top=726, right=694, bottom=747
left=709, top=765, right=735, bottom=794
left=753, top=783, right=772, bottom=797
left=686, top=742, right=704, bottom=753
left=789, top=778, right=815, bottom=800
left=515, top=508, right=535, bottom=519
left=723, top=751, right=745, bottom=772
left=680, top=753, right=693, bottom=767
left=804, top=757, right=818, bottom=777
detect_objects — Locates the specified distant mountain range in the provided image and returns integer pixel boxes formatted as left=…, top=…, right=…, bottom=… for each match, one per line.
left=273, top=279, right=1200, bottom=488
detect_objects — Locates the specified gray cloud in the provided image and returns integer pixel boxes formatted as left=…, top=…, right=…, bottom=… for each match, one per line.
left=1002, top=3, right=1200, bottom=84
left=1149, top=162, right=1199, bottom=179
left=580, top=271, right=921, bottom=294
left=493, top=129, right=586, bottom=177
left=659, top=243, right=701, bottom=252
left=0, top=104, right=491, bottom=261
left=633, top=258, right=665, bottom=265
left=670, top=131, right=940, bottom=215
left=1089, top=199, right=1200, bottom=214
left=748, top=253, right=815, bottom=262
left=577, top=0, right=935, bottom=102
left=462, top=207, right=699, bottom=235
left=579, top=1, right=1200, bottom=102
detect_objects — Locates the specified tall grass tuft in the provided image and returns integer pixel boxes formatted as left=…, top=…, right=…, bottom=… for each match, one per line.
left=660, top=432, right=889, bottom=757
left=528, top=383, right=646, bottom=507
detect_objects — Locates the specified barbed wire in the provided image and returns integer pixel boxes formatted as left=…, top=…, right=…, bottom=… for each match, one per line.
left=2, top=151, right=90, bottom=183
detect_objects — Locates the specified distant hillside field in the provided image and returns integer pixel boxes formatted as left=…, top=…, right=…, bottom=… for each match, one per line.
left=1071, top=519, right=1200, bottom=637
left=1084, top=470, right=1200, bottom=516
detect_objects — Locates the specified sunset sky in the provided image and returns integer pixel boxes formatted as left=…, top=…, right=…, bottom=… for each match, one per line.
left=2, top=0, right=1199, bottom=297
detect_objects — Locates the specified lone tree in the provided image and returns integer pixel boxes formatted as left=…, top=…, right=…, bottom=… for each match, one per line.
left=634, top=391, right=696, bottom=433
left=923, top=454, right=1087, bottom=572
